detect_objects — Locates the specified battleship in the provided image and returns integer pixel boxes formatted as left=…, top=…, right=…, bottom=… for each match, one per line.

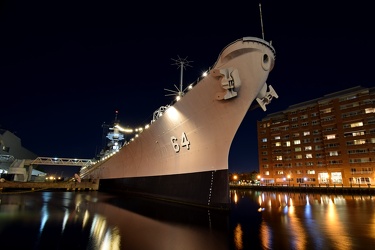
left=81, top=36, right=278, bottom=209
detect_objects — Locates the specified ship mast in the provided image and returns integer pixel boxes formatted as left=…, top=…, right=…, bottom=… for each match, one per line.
left=259, top=3, right=265, bottom=40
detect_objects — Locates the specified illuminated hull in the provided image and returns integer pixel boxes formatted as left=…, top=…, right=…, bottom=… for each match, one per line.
left=83, top=37, right=276, bottom=209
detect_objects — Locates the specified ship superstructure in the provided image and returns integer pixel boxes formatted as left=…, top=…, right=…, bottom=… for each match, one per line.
left=98, top=111, right=133, bottom=160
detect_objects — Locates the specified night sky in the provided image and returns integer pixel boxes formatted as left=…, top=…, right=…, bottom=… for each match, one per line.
left=1, top=1, right=374, bottom=175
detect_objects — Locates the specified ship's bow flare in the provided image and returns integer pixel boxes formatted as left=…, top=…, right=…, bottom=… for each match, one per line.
left=213, top=37, right=277, bottom=110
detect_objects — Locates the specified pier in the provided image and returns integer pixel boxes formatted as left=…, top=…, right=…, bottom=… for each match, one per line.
left=0, top=179, right=99, bottom=192
left=0, top=156, right=98, bottom=193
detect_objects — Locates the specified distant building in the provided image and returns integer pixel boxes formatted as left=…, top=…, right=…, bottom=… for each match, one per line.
left=257, top=86, right=375, bottom=186
left=0, top=129, right=38, bottom=173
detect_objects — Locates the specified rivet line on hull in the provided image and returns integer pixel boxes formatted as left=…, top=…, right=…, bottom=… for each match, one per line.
left=208, top=171, right=214, bottom=205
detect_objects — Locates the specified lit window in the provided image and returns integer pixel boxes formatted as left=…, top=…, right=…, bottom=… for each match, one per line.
left=350, top=122, right=363, bottom=128
left=326, top=134, right=336, bottom=140
left=365, top=108, right=375, bottom=114
left=354, top=139, right=366, bottom=145
left=352, top=131, right=365, bottom=136
left=294, top=140, right=301, bottom=145
left=262, top=138, right=267, bottom=142
left=303, top=131, right=310, bottom=136
left=321, top=108, right=332, bottom=113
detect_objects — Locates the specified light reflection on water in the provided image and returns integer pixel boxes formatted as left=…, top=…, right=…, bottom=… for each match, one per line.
left=1, top=190, right=375, bottom=249
left=231, top=189, right=375, bottom=250
left=0, top=191, right=229, bottom=250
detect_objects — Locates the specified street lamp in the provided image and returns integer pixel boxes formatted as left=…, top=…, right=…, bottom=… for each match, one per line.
left=287, top=174, right=291, bottom=186
left=257, top=175, right=261, bottom=186
left=233, top=174, right=238, bottom=185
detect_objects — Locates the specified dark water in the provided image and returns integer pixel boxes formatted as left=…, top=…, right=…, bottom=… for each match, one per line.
left=1, top=189, right=374, bottom=250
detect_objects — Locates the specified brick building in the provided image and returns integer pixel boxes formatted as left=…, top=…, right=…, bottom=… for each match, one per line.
left=257, top=86, right=375, bottom=186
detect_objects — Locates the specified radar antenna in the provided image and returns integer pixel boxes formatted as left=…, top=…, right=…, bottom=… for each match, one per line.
left=165, top=55, right=193, bottom=101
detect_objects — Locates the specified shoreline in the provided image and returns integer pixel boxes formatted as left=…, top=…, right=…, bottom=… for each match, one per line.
left=230, top=184, right=375, bottom=195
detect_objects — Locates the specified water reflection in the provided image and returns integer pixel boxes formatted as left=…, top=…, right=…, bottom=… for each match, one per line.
left=230, top=189, right=375, bottom=250
left=0, top=191, right=229, bottom=249
left=1, top=190, right=375, bottom=249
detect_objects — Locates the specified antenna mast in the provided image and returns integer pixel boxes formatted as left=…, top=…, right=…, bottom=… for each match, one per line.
left=259, top=3, right=265, bottom=40
left=165, top=56, right=193, bottom=100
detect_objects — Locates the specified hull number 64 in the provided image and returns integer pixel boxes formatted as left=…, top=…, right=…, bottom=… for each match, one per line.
left=171, top=132, right=190, bottom=153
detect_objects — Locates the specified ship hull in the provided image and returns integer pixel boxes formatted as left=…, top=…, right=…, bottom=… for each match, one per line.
left=83, top=37, right=276, bottom=209
left=99, top=169, right=229, bottom=209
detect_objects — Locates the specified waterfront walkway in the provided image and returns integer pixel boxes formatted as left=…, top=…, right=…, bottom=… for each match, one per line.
left=230, top=184, right=375, bottom=195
